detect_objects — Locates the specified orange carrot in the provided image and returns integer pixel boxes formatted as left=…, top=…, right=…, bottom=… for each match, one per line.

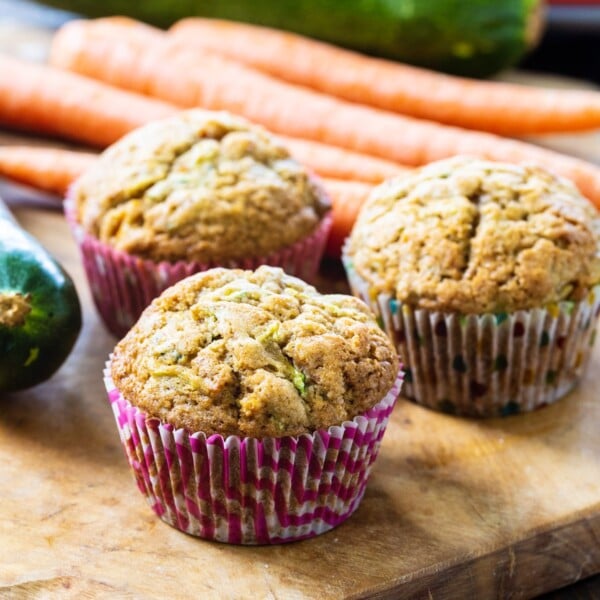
left=278, top=135, right=406, bottom=184
left=0, top=146, right=95, bottom=195
left=0, top=54, right=177, bottom=148
left=48, top=18, right=600, bottom=208
left=170, top=18, right=600, bottom=136
left=0, top=53, right=405, bottom=185
left=322, top=179, right=374, bottom=257
left=0, top=144, right=373, bottom=257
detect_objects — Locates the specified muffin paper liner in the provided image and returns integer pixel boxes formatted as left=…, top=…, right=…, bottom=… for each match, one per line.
left=104, top=361, right=403, bottom=544
left=343, top=258, right=600, bottom=417
left=65, top=197, right=331, bottom=338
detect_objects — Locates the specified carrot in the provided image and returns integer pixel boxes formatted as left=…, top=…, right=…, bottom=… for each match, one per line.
left=0, top=144, right=372, bottom=258
left=170, top=18, right=600, bottom=136
left=0, top=54, right=177, bottom=148
left=48, top=18, right=600, bottom=208
left=0, top=146, right=95, bottom=195
left=321, top=179, right=374, bottom=258
left=0, top=53, right=405, bottom=185
left=278, top=135, right=406, bottom=184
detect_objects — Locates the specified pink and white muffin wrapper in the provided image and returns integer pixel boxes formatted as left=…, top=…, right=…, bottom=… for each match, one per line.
left=104, top=361, right=403, bottom=544
left=344, top=257, right=600, bottom=417
left=65, top=197, right=331, bottom=338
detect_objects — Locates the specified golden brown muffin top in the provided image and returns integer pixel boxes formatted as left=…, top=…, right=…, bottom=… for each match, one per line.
left=110, top=266, right=398, bottom=437
left=71, top=110, right=330, bottom=262
left=346, top=157, right=600, bottom=313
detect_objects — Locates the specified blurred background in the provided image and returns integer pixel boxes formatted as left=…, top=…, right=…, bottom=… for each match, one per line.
left=0, top=0, right=599, bottom=84
left=525, top=1, right=600, bottom=84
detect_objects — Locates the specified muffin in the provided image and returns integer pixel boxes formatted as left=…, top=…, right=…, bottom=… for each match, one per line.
left=66, top=109, right=331, bottom=337
left=105, top=266, right=401, bottom=544
left=343, top=156, right=600, bottom=417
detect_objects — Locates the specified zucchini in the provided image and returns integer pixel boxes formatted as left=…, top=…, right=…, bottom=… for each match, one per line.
left=45, top=0, right=544, bottom=77
left=0, top=199, right=82, bottom=392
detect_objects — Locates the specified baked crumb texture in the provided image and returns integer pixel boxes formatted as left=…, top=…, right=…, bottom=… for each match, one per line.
left=72, top=110, right=330, bottom=262
left=347, top=157, right=600, bottom=314
left=111, top=266, right=398, bottom=437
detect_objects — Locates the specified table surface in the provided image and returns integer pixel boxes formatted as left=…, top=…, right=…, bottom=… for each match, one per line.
left=0, top=0, right=600, bottom=600
left=1, top=201, right=600, bottom=600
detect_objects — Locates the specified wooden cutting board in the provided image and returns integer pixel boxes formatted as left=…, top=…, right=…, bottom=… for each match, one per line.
left=1, top=196, right=600, bottom=600
left=2, top=18, right=600, bottom=599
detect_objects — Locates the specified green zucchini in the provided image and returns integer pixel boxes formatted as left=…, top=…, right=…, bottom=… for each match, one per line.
left=0, top=199, right=82, bottom=392
left=45, top=0, right=543, bottom=77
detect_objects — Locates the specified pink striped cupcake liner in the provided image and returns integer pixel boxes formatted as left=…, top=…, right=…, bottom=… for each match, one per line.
left=65, top=197, right=331, bottom=338
left=343, top=254, right=600, bottom=418
left=104, top=360, right=403, bottom=544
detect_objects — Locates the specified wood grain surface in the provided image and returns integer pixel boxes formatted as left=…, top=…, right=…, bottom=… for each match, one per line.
left=0, top=196, right=598, bottom=599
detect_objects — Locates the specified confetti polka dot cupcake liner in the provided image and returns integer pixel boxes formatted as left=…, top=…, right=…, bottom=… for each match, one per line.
left=104, top=359, right=403, bottom=544
left=343, top=258, right=600, bottom=418
left=65, top=196, right=331, bottom=338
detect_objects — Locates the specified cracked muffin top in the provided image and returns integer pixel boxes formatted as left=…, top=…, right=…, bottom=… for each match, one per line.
left=70, top=110, right=330, bottom=262
left=110, top=266, right=398, bottom=437
left=345, top=157, right=600, bottom=314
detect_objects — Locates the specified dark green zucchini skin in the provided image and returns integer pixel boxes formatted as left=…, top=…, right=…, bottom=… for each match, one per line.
left=44, top=0, right=541, bottom=77
left=0, top=200, right=82, bottom=392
